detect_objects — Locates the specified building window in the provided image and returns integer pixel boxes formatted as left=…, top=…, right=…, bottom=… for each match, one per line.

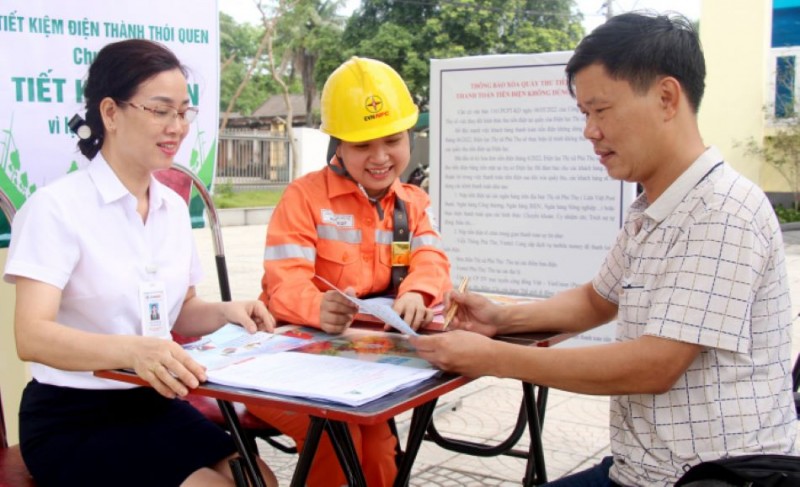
left=775, top=55, right=796, bottom=118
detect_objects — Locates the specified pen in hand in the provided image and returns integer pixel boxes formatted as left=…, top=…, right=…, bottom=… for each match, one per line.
left=443, top=276, right=470, bottom=330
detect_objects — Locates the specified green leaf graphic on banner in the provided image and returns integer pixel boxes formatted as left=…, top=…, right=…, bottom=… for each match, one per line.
left=2, top=118, right=34, bottom=209
left=187, top=126, right=217, bottom=228
left=10, top=150, right=20, bottom=171
left=199, top=139, right=216, bottom=186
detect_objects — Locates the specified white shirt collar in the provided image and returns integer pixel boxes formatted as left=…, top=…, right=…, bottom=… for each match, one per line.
left=644, top=146, right=724, bottom=223
left=87, top=153, right=166, bottom=209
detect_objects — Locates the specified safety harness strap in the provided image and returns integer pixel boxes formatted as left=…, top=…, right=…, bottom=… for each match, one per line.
left=391, top=196, right=410, bottom=294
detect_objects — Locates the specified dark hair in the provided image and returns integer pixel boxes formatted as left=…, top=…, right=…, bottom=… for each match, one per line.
left=565, top=12, right=705, bottom=113
left=78, top=39, right=186, bottom=159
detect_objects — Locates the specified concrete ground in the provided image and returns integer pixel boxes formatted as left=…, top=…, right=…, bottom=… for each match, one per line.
left=192, top=224, right=800, bottom=486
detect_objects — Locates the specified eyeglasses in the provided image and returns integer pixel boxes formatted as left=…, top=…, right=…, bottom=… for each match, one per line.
left=118, top=100, right=199, bottom=125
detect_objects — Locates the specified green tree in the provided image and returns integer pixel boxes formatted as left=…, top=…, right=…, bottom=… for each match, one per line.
left=744, top=66, right=800, bottom=213
left=746, top=121, right=800, bottom=212
left=275, top=0, right=346, bottom=126
left=336, top=0, right=584, bottom=109
left=219, top=8, right=312, bottom=125
left=255, top=0, right=315, bottom=178
left=219, top=13, right=275, bottom=117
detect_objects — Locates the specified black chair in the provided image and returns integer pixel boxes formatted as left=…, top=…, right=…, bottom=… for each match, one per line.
left=153, top=165, right=297, bottom=457
left=1, top=389, right=36, bottom=487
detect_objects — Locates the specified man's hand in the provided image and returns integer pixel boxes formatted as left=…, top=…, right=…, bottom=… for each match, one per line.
left=410, top=330, right=498, bottom=377
left=443, top=290, right=502, bottom=337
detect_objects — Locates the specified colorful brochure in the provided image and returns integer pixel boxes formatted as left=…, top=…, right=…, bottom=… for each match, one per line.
left=182, top=324, right=438, bottom=407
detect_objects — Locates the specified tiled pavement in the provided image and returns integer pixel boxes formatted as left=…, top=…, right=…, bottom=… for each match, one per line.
left=192, top=224, right=800, bottom=486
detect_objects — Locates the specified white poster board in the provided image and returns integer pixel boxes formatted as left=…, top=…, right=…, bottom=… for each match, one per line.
left=430, top=53, right=637, bottom=347
left=0, top=0, right=220, bottom=243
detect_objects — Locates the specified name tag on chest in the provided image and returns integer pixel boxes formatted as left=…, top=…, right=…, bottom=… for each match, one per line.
left=321, top=209, right=354, bottom=227
left=139, top=281, right=170, bottom=339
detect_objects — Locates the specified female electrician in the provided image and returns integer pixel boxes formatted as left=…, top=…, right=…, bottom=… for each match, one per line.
left=3, top=39, right=277, bottom=487
left=248, top=56, right=451, bottom=486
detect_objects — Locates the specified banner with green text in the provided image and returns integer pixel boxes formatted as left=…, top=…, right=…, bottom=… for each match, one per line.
left=0, top=0, right=220, bottom=246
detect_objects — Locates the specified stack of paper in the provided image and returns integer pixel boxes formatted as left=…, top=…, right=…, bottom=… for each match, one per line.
left=184, top=324, right=439, bottom=407
left=206, top=351, right=437, bottom=407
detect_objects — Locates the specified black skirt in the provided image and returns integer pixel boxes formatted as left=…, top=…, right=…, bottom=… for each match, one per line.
left=19, top=380, right=237, bottom=487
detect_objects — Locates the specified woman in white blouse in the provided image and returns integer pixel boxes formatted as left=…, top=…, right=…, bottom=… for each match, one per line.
left=4, top=39, right=277, bottom=487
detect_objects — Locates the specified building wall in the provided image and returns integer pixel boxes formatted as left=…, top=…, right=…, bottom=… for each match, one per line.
left=698, top=0, right=772, bottom=184
left=293, top=127, right=330, bottom=176
left=699, top=0, right=796, bottom=197
left=1, top=249, right=28, bottom=445
left=698, top=1, right=773, bottom=185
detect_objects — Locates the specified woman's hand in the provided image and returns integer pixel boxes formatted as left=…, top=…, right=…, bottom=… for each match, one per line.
left=131, top=337, right=207, bottom=399
left=392, top=292, right=433, bottom=331
left=319, top=289, right=359, bottom=334
left=221, top=300, right=276, bottom=333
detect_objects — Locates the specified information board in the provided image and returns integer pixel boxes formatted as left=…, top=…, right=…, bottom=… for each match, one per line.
left=430, top=52, right=637, bottom=346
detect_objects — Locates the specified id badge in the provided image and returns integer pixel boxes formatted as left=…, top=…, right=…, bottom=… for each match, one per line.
left=139, top=281, right=170, bottom=339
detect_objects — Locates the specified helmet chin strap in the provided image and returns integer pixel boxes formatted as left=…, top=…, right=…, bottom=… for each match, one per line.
left=326, top=137, right=350, bottom=178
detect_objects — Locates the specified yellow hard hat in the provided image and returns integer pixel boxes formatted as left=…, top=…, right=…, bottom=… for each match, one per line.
left=320, top=56, right=419, bottom=143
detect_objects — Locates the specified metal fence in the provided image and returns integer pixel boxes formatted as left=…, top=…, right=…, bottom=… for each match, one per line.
left=216, top=129, right=292, bottom=191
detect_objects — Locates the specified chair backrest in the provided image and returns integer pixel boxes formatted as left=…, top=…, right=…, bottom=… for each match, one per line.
left=153, top=164, right=231, bottom=302
left=154, top=165, right=232, bottom=346
left=0, top=188, right=15, bottom=231
left=1, top=390, right=8, bottom=449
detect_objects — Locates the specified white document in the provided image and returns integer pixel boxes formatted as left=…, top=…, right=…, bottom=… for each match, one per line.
left=183, top=323, right=309, bottom=371
left=206, top=351, right=438, bottom=407
left=314, top=276, right=419, bottom=336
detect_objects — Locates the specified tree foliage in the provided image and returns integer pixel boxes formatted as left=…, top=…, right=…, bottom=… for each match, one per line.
left=219, top=12, right=278, bottom=116
left=746, top=120, right=800, bottom=211
left=274, top=0, right=346, bottom=126
left=335, top=0, right=585, bottom=109
left=219, top=3, right=345, bottom=122
left=218, top=0, right=585, bottom=122
left=744, top=71, right=800, bottom=212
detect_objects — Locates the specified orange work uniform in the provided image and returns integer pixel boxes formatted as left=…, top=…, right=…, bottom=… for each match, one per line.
left=259, top=165, right=451, bottom=325
left=249, top=165, right=451, bottom=487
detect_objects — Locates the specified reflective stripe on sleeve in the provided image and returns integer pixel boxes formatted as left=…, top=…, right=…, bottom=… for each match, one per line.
left=411, top=235, right=442, bottom=250
left=264, top=244, right=316, bottom=262
left=317, top=225, right=362, bottom=243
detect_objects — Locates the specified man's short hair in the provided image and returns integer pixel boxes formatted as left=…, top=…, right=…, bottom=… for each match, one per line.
left=565, top=12, right=706, bottom=113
